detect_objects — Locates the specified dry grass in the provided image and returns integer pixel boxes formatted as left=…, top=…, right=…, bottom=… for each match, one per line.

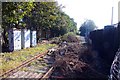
left=0, top=43, right=56, bottom=75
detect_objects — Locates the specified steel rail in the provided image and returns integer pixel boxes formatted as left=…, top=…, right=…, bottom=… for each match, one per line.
left=41, top=67, right=54, bottom=79
left=0, top=50, right=48, bottom=78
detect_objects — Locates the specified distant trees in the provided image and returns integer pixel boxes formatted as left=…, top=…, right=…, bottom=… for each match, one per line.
left=50, top=12, right=77, bottom=37
left=29, top=2, right=77, bottom=39
left=79, top=20, right=97, bottom=36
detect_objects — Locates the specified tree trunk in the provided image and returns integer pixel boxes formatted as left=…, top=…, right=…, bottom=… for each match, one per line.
left=2, top=29, right=9, bottom=52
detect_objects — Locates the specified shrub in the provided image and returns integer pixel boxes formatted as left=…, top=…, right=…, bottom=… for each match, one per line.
left=61, top=32, right=80, bottom=42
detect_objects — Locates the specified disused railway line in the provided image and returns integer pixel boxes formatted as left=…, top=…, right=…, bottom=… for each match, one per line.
left=0, top=46, right=58, bottom=79
left=1, top=33, right=114, bottom=79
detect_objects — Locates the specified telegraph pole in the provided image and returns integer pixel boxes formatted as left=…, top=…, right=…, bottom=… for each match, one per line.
left=118, top=1, right=120, bottom=22
left=111, top=0, right=114, bottom=25
left=111, top=6, right=114, bottom=25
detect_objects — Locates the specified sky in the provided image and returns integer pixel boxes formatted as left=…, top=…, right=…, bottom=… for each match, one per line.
left=56, top=0, right=120, bottom=29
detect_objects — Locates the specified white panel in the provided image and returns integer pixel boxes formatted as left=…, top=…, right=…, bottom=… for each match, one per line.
left=13, top=30, right=21, bottom=50
left=32, top=31, right=37, bottom=46
left=24, top=30, right=30, bottom=48
left=8, top=29, right=21, bottom=51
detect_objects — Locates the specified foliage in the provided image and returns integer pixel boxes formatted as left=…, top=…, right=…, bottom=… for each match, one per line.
left=2, top=2, right=34, bottom=48
left=61, top=32, right=80, bottom=42
left=2, top=2, right=77, bottom=32
left=79, top=20, right=97, bottom=36
left=2, top=2, right=34, bottom=29
left=1, top=2, right=77, bottom=51
left=30, top=2, right=77, bottom=38
left=2, top=2, right=77, bottom=35
left=50, top=36, right=61, bottom=44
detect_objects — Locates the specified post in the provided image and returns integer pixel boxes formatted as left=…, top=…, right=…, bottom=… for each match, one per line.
left=118, top=1, right=120, bottom=47
left=111, top=7, right=114, bottom=25
left=118, top=1, right=120, bottom=22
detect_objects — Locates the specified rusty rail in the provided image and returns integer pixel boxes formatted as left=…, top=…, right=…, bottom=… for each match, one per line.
left=41, top=67, right=54, bottom=79
left=0, top=50, right=48, bottom=78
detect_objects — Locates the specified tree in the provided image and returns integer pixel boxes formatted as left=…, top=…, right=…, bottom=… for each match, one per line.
left=30, top=2, right=77, bottom=38
left=2, top=2, right=34, bottom=29
left=2, top=2, right=34, bottom=48
left=29, top=2, right=64, bottom=39
left=50, top=11, right=77, bottom=37
left=2, top=2, right=77, bottom=45
left=79, top=20, right=97, bottom=36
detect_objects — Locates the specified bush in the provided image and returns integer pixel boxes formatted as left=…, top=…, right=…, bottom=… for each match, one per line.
left=50, top=37, right=61, bottom=44
left=61, top=32, right=80, bottom=42
left=50, top=32, right=80, bottom=44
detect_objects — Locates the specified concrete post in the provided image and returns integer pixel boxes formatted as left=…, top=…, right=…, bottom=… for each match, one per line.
left=118, top=1, right=120, bottom=22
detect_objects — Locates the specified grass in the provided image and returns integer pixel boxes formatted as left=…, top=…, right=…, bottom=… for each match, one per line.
left=0, top=43, right=56, bottom=75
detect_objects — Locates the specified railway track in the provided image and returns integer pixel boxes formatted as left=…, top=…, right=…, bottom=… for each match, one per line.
left=0, top=46, right=58, bottom=79
left=1, top=40, right=88, bottom=79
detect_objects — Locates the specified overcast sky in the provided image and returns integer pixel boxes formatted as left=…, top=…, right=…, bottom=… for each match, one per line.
left=57, top=0, right=120, bottom=29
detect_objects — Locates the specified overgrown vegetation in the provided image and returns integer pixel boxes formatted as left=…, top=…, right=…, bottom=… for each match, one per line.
left=61, top=32, right=80, bottom=42
left=2, top=2, right=77, bottom=49
left=0, top=43, right=56, bottom=74
left=50, top=32, right=80, bottom=44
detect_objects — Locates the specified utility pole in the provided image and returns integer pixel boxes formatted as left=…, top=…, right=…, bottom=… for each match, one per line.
left=118, top=1, right=120, bottom=22
left=111, top=6, right=114, bottom=25
left=111, top=0, right=115, bottom=25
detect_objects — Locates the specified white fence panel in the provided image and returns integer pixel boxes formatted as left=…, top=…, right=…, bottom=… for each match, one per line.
left=8, top=29, right=21, bottom=51
left=21, top=29, right=30, bottom=48
left=31, top=31, right=37, bottom=47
